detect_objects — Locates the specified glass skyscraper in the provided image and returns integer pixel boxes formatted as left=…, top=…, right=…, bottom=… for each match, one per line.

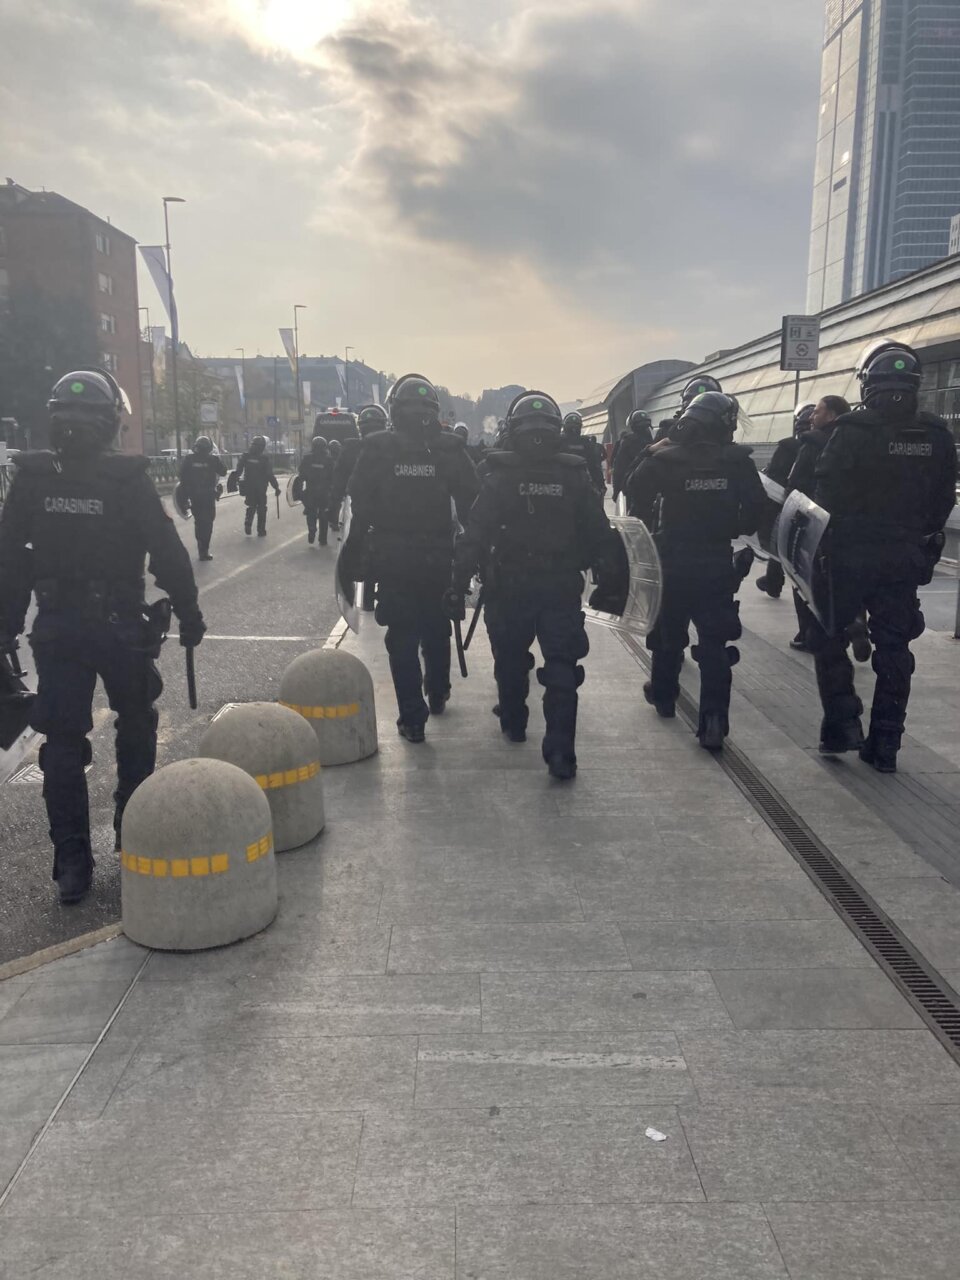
left=806, top=0, right=960, bottom=313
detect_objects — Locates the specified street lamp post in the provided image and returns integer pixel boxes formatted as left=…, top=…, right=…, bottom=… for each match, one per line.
left=235, top=346, right=248, bottom=428
left=344, top=345, right=354, bottom=410
left=162, top=196, right=186, bottom=457
left=293, top=305, right=306, bottom=426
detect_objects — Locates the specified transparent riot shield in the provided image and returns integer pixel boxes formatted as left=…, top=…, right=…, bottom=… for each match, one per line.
left=777, top=489, right=833, bottom=631
left=335, top=496, right=361, bottom=633
left=742, top=472, right=784, bottom=561
left=172, top=483, right=191, bottom=521
left=583, top=517, right=662, bottom=637
left=286, top=473, right=302, bottom=508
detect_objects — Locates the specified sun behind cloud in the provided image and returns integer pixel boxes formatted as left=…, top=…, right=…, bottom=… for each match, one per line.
left=233, top=0, right=356, bottom=56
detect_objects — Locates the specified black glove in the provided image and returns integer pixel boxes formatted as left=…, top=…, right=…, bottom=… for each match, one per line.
left=442, top=588, right=466, bottom=622
left=919, top=531, right=946, bottom=585
left=732, top=546, right=755, bottom=583
left=587, top=583, right=624, bottom=615
left=179, top=612, right=207, bottom=648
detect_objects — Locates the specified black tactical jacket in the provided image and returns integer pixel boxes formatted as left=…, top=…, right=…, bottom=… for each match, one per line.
left=626, top=439, right=765, bottom=551
left=454, top=448, right=614, bottom=591
left=814, top=407, right=957, bottom=539
left=178, top=452, right=227, bottom=502
left=0, top=451, right=199, bottom=634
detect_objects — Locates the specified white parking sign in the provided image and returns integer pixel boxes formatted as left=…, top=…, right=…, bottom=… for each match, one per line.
left=780, top=315, right=821, bottom=372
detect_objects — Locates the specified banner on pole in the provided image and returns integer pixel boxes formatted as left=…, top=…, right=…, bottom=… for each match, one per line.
left=234, top=364, right=245, bottom=409
left=139, top=246, right=178, bottom=330
left=278, top=328, right=297, bottom=375
left=302, top=380, right=311, bottom=408
left=150, top=326, right=166, bottom=383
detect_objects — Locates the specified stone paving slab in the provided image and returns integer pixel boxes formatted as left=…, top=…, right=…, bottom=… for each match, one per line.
left=3, top=616, right=960, bottom=1278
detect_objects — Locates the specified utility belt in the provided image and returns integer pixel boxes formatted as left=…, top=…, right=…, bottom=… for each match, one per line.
left=371, top=530, right=453, bottom=572
left=34, top=578, right=171, bottom=654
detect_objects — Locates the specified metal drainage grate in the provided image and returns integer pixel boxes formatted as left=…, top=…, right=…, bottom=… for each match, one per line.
left=615, top=628, right=960, bottom=1062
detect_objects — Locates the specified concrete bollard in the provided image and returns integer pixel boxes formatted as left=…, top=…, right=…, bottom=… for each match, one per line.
left=120, top=758, right=277, bottom=951
left=279, top=648, right=378, bottom=766
left=198, top=702, right=325, bottom=852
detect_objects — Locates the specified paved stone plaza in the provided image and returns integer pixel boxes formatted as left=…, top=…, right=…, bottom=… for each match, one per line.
left=3, top=590, right=960, bottom=1277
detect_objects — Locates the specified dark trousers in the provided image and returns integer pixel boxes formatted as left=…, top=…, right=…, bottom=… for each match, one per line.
left=484, top=576, right=588, bottom=763
left=304, top=500, right=328, bottom=544
left=647, top=552, right=741, bottom=731
left=192, top=498, right=215, bottom=556
left=759, top=558, right=785, bottom=594
left=807, top=542, right=925, bottom=747
left=376, top=573, right=451, bottom=727
left=244, top=492, right=268, bottom=533
left=29, top=613, right=163, bottom=865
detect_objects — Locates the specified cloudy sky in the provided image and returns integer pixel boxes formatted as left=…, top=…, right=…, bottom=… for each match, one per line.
left=1, top=0, right=825, bottom=400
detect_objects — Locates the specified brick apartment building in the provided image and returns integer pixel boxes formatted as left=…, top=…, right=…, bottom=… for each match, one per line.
left=0, top=179, right=144, bottom=452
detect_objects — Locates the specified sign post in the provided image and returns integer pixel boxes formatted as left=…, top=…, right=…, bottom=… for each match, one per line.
left=780, top=314, right=822, bottom=408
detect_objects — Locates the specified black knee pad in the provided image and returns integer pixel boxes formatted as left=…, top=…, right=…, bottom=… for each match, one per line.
left=872, top=647, right=914, bottom=680
left=726, top=645, right=740, bottom=669
left=537, top=661, right=585, bottom=692
left=39, top=737, right=92, bottom=772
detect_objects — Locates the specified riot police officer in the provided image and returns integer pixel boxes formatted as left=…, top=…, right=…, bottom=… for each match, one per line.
left=342, top=374, right=478, bottom=742
left=0, top=370, right=205, bottom=904
left=234, top=435, right=280, bottom=536
left=755, top=402, right=815, bottom=599
left=654, top=375, right=723, bottom=443
left=611, top=410, right=654, bottom=502
left=626, top=391, right=765, bottom=750
left=446, top=392, right=622, bottom=780
left=807, top=342, right=956, bottom=770
left=295, top=436, right=334, bottom=545
left=561, top=412, right=606, bottom=494
left=329, top=404, right=388, bottom=526
left=177, top=436, right=227, bottom=561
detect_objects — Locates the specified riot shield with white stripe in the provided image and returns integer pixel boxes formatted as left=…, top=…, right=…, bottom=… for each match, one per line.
left=335, top=496, right=362, bottom=633
left=583, top=517, right=663, bottom=637
left=777, top=490, right=833, bottom=632
left=742, top=472, right=784, bottom=561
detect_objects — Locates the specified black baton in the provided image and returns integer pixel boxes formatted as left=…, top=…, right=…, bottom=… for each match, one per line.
left=463, top=586, right=485, bottom=652
left=276, top=490, right=281, bottom=520
left=454, top=619, right=468, bottom=678
left=186, top=646, right=198, bottom=710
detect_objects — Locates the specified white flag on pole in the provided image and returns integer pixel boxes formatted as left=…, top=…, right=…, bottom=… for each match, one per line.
left=234, top=364, right=245, bottom=409
left=302, top=380, right=311, bottom=408
left=278, top=328, right=297, bottom=374
left=139, top=246, right=177, bottom=329
left=150, top=326, right=166, bottom=383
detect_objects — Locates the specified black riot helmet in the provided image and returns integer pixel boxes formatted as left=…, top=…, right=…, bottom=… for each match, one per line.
left=561, top=411, right=583, bottom=439
left=47, top=368, right=130, bottom=455
left=328, top=439, right=342, bottom=459
left=357, top=404, right=388, bottom=437
left=386, top=373, right=441, bottom=439
left=193, top=435, right=214, bottom=454
left=857, top=340, right=922, bottom=417
left=680, top=375, right=722, bottom=411
left=677, top=391, right=740, bottom=443
left=248, top=435, right=267, bottom=456
left=310, top=435, right=328, bottom=454
left=506, top=391, right=563, bottom=458
left=793, top=402, right=816, bottom=435
left=626, top=409, right=652, bottom=435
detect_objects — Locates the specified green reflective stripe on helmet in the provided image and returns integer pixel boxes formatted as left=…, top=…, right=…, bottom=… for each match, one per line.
left=894, top=359, right=906, bottom=370
left=532, top=400, right=543, bottom=409
left=70, top=381, right=86, bottom=393
left=418, top=386, right=428, bottom=395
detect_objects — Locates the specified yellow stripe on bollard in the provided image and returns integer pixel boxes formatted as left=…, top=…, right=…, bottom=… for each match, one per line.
left=279, top=701, right=360, bottom=720
left=253, top=760, right=321, bottom=790
left=120, top=835, right=272, bottom=877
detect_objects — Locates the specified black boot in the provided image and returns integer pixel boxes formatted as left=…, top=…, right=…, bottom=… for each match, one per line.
left=546, top=751, right=577, bottom=781
left=818, top=699, right=865, bottom=755
left=643, top=681, right=676, bottom=718
left=398, top=720, right=425, bottom=744
left=697, top=712, right=727, bottom=751
left=427, top=690, right=449, bottom=715
left=859, top=732, right=898, bottom=773
left=53, top=837, right=94, bottom=905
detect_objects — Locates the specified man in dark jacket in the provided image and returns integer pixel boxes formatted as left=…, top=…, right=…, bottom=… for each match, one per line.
left=177, top=436, right=227, bottom=561
left=611, top=410, right=654, bottom=503
left=234, top=436, right=280, bottom=536
left=295, top=436, right=335, bottom=545
left=342, top=375, right=478, bottom=741
left=808, top=342, right=956, bottom=770
left=626, top=392, right=766, bottom=750
left=654, top=375, right=723, bottom=443
left=755, top=402, right=815, bottom=598
left=561, top=412, right=607, bottom=494
left=0, top=370, right=204, bottom=903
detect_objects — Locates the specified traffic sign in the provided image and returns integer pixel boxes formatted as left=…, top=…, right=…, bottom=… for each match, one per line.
left=780, top=315, right=821, bottom=372
left=267, top=416, right=280, bottom=428
left=199, top=400, right=219, bottom=425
